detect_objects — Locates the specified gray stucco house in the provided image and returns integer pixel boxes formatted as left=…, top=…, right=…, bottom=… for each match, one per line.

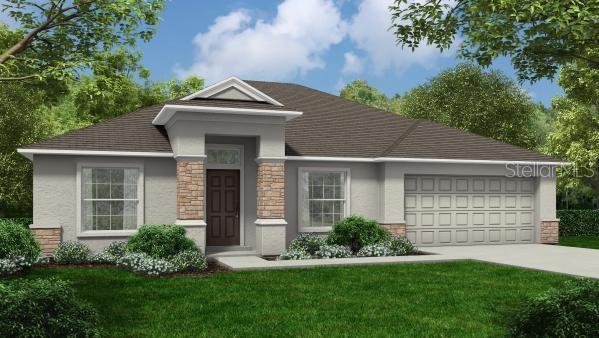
left=19, top=77, right=562, bottom=256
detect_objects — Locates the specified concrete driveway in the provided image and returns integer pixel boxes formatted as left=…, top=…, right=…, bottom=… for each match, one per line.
left=424, top=244, right=599, bottom=279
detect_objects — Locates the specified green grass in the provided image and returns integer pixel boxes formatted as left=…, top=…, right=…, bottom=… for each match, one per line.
left=18, top=261, right=572, bottom=337
left=559, top=235, right=599, bottom=249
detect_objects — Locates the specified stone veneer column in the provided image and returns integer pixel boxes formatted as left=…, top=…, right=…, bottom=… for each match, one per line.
left=30, top=226, right=62, bottom=256
left=540, top=220, right=559, bottom=244
left=255, top=160, right=287, bottom=256
left=381, top=223, right=407, bottom=237
left=175, top=158, right=207, bottom=252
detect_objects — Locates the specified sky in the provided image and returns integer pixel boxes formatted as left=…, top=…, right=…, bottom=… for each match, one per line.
left=3, top=0, right=563, bottom=105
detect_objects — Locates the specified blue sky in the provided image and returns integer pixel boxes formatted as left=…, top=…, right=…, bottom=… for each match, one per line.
left=138, top=0, right=563, bottom=105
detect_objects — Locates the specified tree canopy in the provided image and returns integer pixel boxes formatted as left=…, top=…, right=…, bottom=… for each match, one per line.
left=389, top=0, right=599, bottom=81
left=0, top=0, right=164, bottom=81
left=398, top=64, right=541, bottom=149
left=339, top=80, right=400, bottom=113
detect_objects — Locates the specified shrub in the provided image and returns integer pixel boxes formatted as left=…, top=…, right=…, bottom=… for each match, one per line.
left=316, top=244, right=352, bottom=259
left=357, top=242, right=392, bottom=257
left=0, top=217, right=32, bottom=228
left=53, top=241, right=91, bottom=264
left=105, top=240, right=128, bottom=258
left=0, top=278, right=99, bottom=337
left=89, top=251, right=118, bottom=264
left=117, top=252, right=178, bottom=276
left=326, top=215, right=390, bottom=252
left=0, top=219, right=40, bottom=264
left=0, top=259, right=20, bottom=276
left=279, top=248, right=312, bottom=260
left=289, top=233, right=325, bottom=255
left=387, top=236, right=417, bottom=256
left=170, top=249, right=208, bottom=272
left=126, top=224, right=197, bottom=258
left=557, top=210, right=599, bottom=236
left=510, top=279, right=599, bottom=337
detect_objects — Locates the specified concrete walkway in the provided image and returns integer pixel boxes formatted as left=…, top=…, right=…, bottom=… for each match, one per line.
left=424, top=244, right=599, bottom=279
left=214, top=244, right=599, bottom=279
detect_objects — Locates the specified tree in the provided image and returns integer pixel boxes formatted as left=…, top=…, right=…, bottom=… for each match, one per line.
left=398, top=64, right=540, bottom=149
left=0, top=0, right=164, bottom=81
left=340, top=80, right=400, bottom=113
left=389, top=0, right=599, bottom=81
left=545, top=50, right=599, bottom=208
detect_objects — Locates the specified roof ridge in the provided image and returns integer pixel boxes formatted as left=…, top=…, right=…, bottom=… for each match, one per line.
left=379, top=120, right=421, bottom=157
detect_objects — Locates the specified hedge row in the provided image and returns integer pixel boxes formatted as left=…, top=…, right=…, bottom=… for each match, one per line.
left=0, top=218, right=32, bottom=228
left=557, top=210, right=599, bottom=236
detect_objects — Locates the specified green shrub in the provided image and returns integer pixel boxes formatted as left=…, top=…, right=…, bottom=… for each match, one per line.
left=0, top=219, right=40, bottom=263
left=289, top=233, right=324, bottom=255
left=126, top=224, right=197, bottom=258
left=105, top=240, right=128, bottom=258
left=510, top=279, right=599, bottom=337
left=0, top=218, right=32, bottom=228
left=170, top=249, right=208, bottom=272
left=53, top=241, right=91, bottom=264
left=387, top=236, right=417, bottom=256
left=557, top=210, right=599, bottom=236
left=326, top=215, right=390, bottom=252
left=0, top=278, right=99, bottom=337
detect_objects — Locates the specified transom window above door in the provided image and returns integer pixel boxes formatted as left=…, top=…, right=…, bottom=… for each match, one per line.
left=299, top=168, right=350, bottom=232
left=207, top=149, right=240, bottom=165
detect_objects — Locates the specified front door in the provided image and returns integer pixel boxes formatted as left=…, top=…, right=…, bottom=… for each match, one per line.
left=206, top=169, right=240, bottom=246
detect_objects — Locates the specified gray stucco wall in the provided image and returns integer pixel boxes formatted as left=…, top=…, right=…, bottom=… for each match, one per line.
left=33, top=155, right=177, bottom=251
left=284, top=161, right=381, bottom=243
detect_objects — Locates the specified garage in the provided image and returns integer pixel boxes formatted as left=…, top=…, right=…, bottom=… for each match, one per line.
left=405, top=175, right=536, bottom=246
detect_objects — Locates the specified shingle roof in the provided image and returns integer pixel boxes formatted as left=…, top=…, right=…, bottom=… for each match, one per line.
left=24, top=80, right=558, bottom=162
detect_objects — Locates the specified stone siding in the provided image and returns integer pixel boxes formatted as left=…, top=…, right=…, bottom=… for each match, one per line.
left=31, top=228, right=61, bottom=256
left=382, top=223, right=407, bottom=237
left=176, top=160, right=205, bottom=220
left=256, top=162, right=285, bottom=219
left=540, top=220, right=559, bottom=244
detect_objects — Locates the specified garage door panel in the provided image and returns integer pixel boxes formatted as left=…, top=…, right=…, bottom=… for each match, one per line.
left=405, top=176, right=535, bottom=246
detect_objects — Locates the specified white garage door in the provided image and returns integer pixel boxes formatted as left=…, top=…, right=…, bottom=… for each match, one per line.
left=405, top=176, right=535, bottom=246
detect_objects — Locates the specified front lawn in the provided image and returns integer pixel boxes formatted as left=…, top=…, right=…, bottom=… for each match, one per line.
left=559, top=236, right=599, bottom=249
left=20, top=261, right=572, bottom=337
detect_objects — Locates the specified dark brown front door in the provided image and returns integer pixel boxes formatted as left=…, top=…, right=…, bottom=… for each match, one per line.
left=206, top=169, right=240, bottom=246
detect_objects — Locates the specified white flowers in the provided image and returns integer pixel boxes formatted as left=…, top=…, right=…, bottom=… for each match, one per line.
left=117, top=253, right=178, bottom=276
left=279, top=248, right=312, bottom=260
left=315, top=244, right=352, bottom=259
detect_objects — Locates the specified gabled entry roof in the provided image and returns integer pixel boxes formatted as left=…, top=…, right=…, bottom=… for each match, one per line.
left=20, top=77, right=561, bottom=163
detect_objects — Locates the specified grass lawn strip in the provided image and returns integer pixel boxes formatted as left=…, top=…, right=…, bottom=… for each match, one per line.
left=559, top=236, right=599, bottom=250
left=21, top=261, right=572, bottom=337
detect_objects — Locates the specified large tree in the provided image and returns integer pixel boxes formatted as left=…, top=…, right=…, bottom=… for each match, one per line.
left=339, top=80, right=400, bottom=113
left=398, top=64, right=541, bottom=149
left=389, top=0, right=599, bottom=81
left=545, top=50, right=599, bottom=208
left=0, top=0, right=164, bottom=81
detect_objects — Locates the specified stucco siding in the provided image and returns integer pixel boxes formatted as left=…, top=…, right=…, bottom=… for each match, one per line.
left=33, top=155, right=177, bottom=251
left=284, top=161, right=381, bottom=243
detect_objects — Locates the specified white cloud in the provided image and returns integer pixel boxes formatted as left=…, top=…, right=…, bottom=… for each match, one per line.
left=347, top=0, right=456, bottom=75
left=175, top=0, right=346, bottom=83
left=341, top=52, right=365, bottom=74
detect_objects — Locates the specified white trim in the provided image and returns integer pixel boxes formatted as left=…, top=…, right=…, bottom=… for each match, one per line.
left=76, top=162, right=145, bottom=238
left=254, top=219, right=288, bottom=225
left=286, top=156, right=567, bottom=166
left=174, top=154, right=207, bottom=162
left=298, top=167, right=351, bottom=233
left=255, top=157, right=286, bottom=164
left=152, top=105, right=303, bottom=125
left=175, top=219, right=207, bottom=227
left=206, top=144, right=245, bottom=246
left=181, top=76, right=284, bottom=106
left=18, top=148, right=173, bottom=160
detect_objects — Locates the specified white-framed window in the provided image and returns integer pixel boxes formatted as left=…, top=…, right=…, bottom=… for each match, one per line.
left=77, top=163, right=144, bottom=236
left=298, top=167, right=350, bottom=232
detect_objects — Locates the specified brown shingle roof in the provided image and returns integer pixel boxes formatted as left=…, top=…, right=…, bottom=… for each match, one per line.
left=24, top=80, right=558, bottom=162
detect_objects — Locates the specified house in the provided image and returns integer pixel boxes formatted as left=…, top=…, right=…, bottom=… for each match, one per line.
left=18, top=77, right=562, bottom=256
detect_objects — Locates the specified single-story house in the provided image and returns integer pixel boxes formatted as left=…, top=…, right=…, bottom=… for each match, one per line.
left=19, top=77, right=562, bottom=256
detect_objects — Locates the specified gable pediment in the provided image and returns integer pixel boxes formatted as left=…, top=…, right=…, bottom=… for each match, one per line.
left=181, top=76, right=284, bottom=106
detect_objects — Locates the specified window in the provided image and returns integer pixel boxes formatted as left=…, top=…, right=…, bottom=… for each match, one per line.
left=207, top=149, right=240, bottom=165
left=80, top=166, right=141, bottom=232
left=299, top=168, right=349, bottom=230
